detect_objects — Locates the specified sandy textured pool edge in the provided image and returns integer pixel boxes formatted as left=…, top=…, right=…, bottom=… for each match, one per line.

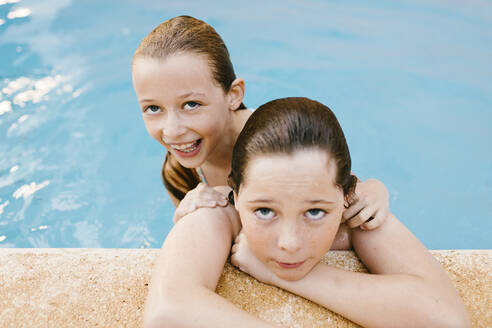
left=0, top=249, right=490, bottom=327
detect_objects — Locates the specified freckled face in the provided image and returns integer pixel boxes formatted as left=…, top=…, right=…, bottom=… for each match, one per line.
left=235, top=149, right=345, bottom=281
left=132, top=53, right=234, bottom=168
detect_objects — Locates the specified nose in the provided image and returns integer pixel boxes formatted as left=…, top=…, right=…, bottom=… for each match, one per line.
left=162, top=110, right=185, bottom=140
left=277, top=220, right=302, bottom=253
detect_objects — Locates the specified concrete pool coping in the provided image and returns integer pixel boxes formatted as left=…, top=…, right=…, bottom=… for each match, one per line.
left=0, top=249, right=490, bottom=327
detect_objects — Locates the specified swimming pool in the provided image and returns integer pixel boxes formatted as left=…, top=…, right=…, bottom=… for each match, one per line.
left=0, top=0, right=490, bottom=249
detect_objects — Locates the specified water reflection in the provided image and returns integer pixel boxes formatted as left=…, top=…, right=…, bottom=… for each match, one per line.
left=0, top=0, right=21, bottom=6
left=0, top=100, right=12, bottom=115
left=2, top=75, right=73, bottom=107
left=13, top=180, right=50, bottom=199
left=0, top=200, right=9, bottom=215
left=7, top=7, right=31, bottom=19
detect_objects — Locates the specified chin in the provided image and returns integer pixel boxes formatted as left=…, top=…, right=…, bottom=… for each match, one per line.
left=273, top=268, right=310, bottom=282
left=178, top=160, right=200, bottom=169
left=171, top=153, right=204, bottom=169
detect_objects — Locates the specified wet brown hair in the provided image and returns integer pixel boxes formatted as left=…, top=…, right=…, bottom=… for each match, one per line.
left=133, top=15, right=246, bottom=201
left=228, top=97, right=357, bottom=200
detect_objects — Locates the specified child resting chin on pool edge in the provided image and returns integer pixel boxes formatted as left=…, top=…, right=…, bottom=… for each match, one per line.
left=143, top=97, right=470, bottom=328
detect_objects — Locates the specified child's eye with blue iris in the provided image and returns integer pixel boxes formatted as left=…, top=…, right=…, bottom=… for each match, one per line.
left=306, top=209, right=326, bottom=220
left=144, top=105, right=161, bottom=114
left=254, top=208, right=275, bottom=220
left=183, top=101, right=200, bottom=111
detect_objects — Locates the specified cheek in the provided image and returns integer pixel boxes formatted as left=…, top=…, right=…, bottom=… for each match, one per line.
left=200, top=105, right=229, bottom=135
left=241, top=220, right=271, bottom=259
left=143, top=118, right=161, bottom=141
left=310, top=219, right=342, bottom=256
left=198, top=121, right=218, bottom=138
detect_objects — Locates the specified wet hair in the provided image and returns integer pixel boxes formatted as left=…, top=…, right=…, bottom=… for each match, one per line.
left=133, top=15, right=246, bottom=200
left=228, top=97, right=357, bottom=201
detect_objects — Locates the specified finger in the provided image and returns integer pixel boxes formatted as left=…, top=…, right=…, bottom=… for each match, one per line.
left=205, top=192, right=228, bottom=206
left=195, top=190, right=227, bottom=203
left=230, top=253, right=238, bottom=267
left=178, top=203, right=196, bottom=218
left=191, top=199, right=223, bottom=209
left=342, top=200, right=365, bottom=222
left=361, top=210, right=387, bottom=230
left=345, top=192, right=359, bottom=207
left=231, top=243, right=238, bottom=254
left=211, top=191, right=229, bottom=204
left=217, top=197, right=228, bottom=206
left=234, top=231, right=245, bottom=244
left=199, top=200, right=219, bottom=208
left=346, top=206, right=375, bottom=229
left=173, top=209, right=186, bottom=223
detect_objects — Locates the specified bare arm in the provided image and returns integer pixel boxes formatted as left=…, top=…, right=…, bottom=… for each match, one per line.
left=243, top=214, right=470, bottom=328
left=144, top=201, right=274, bottom=327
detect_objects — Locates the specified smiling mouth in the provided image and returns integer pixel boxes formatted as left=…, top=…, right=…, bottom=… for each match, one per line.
left=276, top=260, right=306, bottom=269
left=168, top=139, right=202, bottom=153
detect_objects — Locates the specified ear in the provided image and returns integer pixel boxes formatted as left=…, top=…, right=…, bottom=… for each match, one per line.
left=228, top=78, right=245, bottom=111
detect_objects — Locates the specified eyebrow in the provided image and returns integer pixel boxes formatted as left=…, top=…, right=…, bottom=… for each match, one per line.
left=179, top=91, right=206, bottom=99
left=138, top=92, right=206, bottom=104
left=246, top=199, right=336, bottom=204
left=138, top=98, right=155, bottom=104
left=304, top=200, right=336, bottom=205
left=247, top=199, right=275, bottom=204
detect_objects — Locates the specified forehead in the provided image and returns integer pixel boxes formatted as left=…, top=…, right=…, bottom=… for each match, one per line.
left=132, top=53, right=215, bottom=89
left=240, top=149, right=341, bottom=197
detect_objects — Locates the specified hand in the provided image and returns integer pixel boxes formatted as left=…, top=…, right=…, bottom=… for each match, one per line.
left=173, top=183, right=229, bottom=223
left=231, top=231, right=277, bottom=285
left=342, top=178, right=390, bottom=230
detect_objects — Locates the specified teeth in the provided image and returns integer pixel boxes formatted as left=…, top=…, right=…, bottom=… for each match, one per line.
left=170, top=140, right=199, bottom=153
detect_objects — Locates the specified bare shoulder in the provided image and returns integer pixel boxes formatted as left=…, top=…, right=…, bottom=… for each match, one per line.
left=203, top=185, right=241, bottom=237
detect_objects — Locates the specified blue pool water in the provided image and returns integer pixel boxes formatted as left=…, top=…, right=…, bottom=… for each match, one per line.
left=0, top=0, right=491, bottom=249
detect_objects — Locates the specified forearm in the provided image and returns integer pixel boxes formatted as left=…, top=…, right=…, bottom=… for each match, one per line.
left=274, top=264, right=461, bottom=328
left=144, top=206, right=272, bottom=328
left=273, top=214, right=469, bottom=327
left=146, top=286, right=272, bottom=328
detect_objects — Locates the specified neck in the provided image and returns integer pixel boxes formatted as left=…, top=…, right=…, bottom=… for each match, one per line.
left=201, top=109, right=251, bottom=183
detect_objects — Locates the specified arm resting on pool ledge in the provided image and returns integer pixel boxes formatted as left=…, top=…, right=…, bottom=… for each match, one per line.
left=270, top=214, right=471, bottom=328
left=143, top=204, right=274, bottom=328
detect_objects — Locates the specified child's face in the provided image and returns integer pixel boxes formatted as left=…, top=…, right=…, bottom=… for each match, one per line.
left=132, top=53, right=234, bottom=168
left=235, top=149, right=345, bottom=281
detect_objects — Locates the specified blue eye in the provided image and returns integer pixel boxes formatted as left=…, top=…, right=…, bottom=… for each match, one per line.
left=254, top=208, right=275, bottom=220
left=144, top=105, right=162, bottom=114
left=183, top=101, right=200, bottom=111
left=306, top=209, right=326, bottom=221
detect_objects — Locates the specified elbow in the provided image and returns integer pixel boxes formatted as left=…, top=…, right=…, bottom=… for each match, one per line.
left=143, top=299, right=187, bottom=328
left=406, top=281, right=472, bottom=328
left=425, top=299, right=471, bottom=328
left=142, top=310, right=162, bottom=328
left=439, top=306, right=471, bottom=328
left=142, top=303, right=166, bottom=328
left=433, top=314, right=471, bottom=328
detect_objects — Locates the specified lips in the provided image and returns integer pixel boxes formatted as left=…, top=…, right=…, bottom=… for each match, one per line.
left=276, top=260, right=306, bottom=269
left=166, top=139, right=202, bottom=158
left=168, top=139, right=201, bottom=152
